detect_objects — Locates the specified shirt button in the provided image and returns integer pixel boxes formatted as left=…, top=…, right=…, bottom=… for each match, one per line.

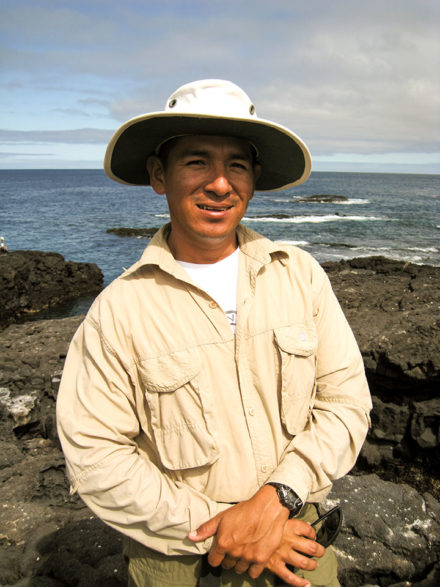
left=261, top=465, right=269, bottom=473
left=248, top=408, right=255, bottom=416
left=208, top=301, right=217, bottom=309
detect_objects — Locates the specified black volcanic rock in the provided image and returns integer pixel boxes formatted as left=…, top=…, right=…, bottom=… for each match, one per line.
left=322, top=256, right=440, bottom=388
left=106, top=227, right=159, bottom=237
left=323, top=256, right=440, bottom=491
left=0, top=251, right=103, bottom=328
left=296, top=194, right=349, bottom=203
left=325, top=474, right=440, bottom=586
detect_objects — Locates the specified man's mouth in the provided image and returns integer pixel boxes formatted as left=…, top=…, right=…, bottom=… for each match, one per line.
left=197, top=205, right=232, bottom=211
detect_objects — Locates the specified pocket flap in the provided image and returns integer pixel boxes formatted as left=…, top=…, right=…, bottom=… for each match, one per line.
left=274, top=324, right=317, bottom=356
left=139, top=349, right=201, bottom=392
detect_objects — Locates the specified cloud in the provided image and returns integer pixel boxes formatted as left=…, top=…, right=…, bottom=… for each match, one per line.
left=0, top=129, right=113, bottom=145
left=0, top=151, right=56, bottom=158
left=0, top=0, right=439, bottom=168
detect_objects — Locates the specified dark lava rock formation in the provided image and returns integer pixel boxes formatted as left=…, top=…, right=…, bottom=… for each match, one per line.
left=0, top=251, right=103, bottom=329
left=295, top=194, right=349, bottom=203
left=323, top=256, right=440, bottom=494
left=106, top=227, right=159, bottom=238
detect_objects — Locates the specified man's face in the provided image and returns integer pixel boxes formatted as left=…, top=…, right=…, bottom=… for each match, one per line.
left=148, top=135, right=260, bottom=263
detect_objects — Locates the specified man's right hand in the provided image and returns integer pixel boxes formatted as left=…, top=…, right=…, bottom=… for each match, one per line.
left=266, top=518, right=325, bottom=587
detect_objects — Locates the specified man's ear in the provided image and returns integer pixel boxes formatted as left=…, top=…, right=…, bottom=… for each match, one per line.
left=253, top=163, right=262, bottom=183
left=251, top=163, right=262, bottom=196
left=147, top=155, right=166, bottom=194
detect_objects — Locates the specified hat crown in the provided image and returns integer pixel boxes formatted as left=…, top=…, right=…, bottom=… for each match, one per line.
left=164, top=79, right=257, bottom=119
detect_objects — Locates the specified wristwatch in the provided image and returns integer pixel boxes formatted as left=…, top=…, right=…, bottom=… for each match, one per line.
left=267, top=482, right=303, bottom=517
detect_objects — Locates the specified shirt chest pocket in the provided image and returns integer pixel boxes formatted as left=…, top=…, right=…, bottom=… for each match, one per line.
left=138, top=349, right=219, bottom=471
left=274, top=324, right=317, bottom=436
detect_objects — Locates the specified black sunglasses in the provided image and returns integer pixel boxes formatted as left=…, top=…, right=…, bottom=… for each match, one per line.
left=310, top=505, right=343, bottom=548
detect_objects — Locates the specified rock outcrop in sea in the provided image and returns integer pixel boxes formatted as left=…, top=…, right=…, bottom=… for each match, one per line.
left=0, top=255, right=439, bottom=586
left=295, top=194, right=349, bottom=203
left=106, top=227, right=159, bottom=238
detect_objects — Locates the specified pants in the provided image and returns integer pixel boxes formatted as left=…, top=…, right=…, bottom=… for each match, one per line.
left=126, top=505, right=340, bottom=587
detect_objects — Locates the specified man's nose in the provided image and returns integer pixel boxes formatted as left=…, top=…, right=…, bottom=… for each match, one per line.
left=205, top=167, right=232, bottom=197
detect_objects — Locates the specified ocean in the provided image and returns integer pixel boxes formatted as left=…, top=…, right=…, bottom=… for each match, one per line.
left=1, top=169, right=439, bottom=292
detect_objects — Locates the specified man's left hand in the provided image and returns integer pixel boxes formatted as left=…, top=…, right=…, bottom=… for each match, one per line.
left=266, top=517, right=325, bottom=586
left=188, top=484, right=289, bottom=578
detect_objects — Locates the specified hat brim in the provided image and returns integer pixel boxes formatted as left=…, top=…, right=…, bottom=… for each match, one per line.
left=104, top=112, right=311, bottom=191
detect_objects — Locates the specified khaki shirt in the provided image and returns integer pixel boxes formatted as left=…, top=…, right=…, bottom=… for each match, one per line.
left=57, top=224, right=371, bottom=556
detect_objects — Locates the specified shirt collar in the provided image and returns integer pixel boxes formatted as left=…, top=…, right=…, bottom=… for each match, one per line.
left=123, top=223, right=290, bottom=279
left=236, top=225, right=290, bottom=265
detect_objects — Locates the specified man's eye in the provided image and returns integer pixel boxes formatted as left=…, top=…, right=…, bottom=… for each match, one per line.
left=186, top=159, right=204, bottom=166
left=231, top=162, right=248, bottom=170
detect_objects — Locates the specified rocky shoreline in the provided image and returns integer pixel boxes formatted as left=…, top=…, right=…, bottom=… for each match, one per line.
left=322, top=256, right=440, bottom=499
left=0, top=251, right=103, bottom=329
left=0, top=252, right=439, bottom=586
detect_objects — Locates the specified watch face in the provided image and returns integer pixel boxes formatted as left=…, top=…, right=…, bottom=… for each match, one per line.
left=269, top=483, right=303, bottom=513
left=284, top=488, right=302, bottom=510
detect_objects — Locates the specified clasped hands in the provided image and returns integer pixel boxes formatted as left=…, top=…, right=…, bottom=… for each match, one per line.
left=188, top=484, right=325, bottom=587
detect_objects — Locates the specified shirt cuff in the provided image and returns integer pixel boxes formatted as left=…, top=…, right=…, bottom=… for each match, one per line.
left=266, top=453, right=314, bottom=504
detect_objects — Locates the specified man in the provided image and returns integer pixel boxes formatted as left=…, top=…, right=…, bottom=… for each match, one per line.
left=57, top=79, right=371, bottom=587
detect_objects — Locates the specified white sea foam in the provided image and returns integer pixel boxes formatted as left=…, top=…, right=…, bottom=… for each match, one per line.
left=243, top=214, right=384, bottom=224
left=355, top=245, right=438, bottom=256
left=276, top=240, right=310, bottom=247
left=406, top=246, right=439, bottom=253
left=353, top=246, right=392, bottom=252
left=271, top=197, right=370, bottom=204
left=315, top=245, right=439, bottom=266
left=336, top=199, right=370, bottom=205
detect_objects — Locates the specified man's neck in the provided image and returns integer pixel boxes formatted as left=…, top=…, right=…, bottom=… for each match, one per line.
left=167, top=230, right=239, bottom=264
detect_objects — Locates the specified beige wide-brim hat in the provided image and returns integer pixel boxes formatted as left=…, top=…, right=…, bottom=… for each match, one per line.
left=104, top=79, right=312, bottom=192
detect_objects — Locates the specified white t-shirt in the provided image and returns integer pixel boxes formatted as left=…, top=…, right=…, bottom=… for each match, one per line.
left=177, top=248, right=239, bottom=332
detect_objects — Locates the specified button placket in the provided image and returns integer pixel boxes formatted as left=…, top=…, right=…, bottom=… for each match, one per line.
left=236, top=327, right=275, bottom=485
left=235, top=255, right=276, bottom=484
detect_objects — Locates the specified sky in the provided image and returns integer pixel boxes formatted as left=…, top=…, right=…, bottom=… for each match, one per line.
left=1, top=0, right=439, bottom=173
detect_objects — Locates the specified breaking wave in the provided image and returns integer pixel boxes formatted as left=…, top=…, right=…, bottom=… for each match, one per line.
left=243, top=214, right=384, bottom=224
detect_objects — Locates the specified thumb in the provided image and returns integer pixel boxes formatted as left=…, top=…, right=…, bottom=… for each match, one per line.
left=188, top=516, right=221, bottom=542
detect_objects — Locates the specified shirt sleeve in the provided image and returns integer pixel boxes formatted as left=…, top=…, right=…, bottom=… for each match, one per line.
left=267, top=261, right=372, bottom=503
left=56, top=316, right=230, bottom=556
